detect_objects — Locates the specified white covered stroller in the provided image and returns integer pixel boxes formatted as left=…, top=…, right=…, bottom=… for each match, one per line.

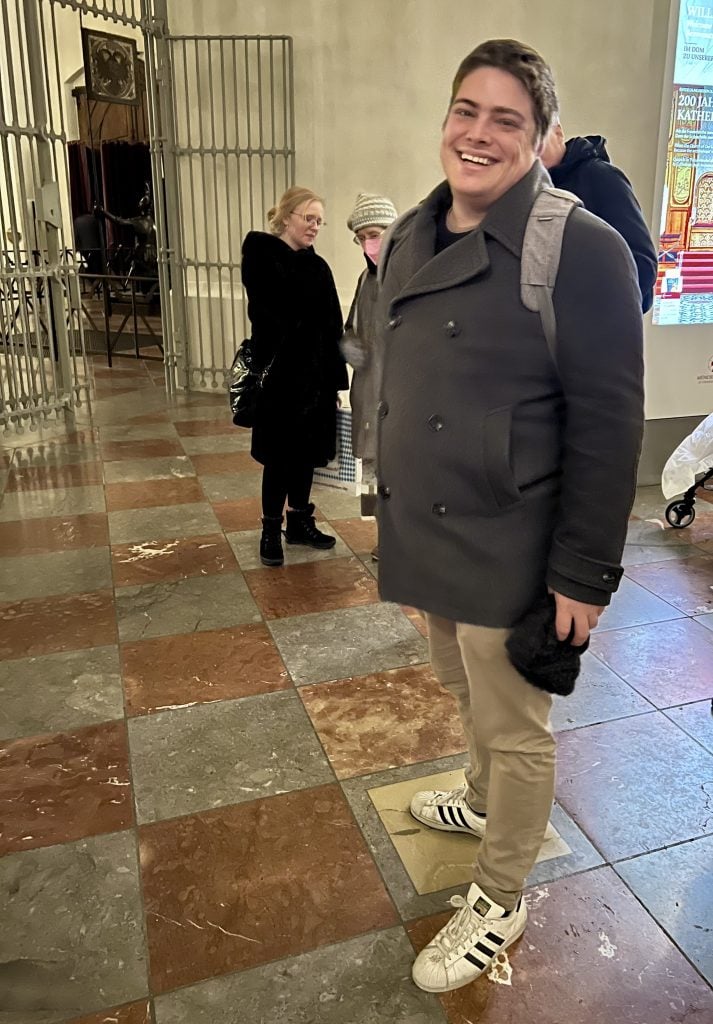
left=661, top=413, right=713, bottom=528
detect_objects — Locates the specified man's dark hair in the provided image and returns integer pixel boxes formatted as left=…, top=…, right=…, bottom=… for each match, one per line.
left=450, top=39, right=558, bottom=145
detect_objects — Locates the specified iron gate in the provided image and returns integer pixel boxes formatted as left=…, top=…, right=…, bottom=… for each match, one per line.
left=0, top=1, right=295, bottom=432
left=168, top=34, right=295, bottom=390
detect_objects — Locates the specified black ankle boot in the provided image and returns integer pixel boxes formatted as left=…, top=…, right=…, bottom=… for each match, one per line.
left=285, top=503, right=336, bottom=549
left=260, top=516, right=284, bottom=566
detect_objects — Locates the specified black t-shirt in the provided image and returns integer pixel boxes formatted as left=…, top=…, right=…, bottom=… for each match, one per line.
left=435, top=209, right=472, bottom=253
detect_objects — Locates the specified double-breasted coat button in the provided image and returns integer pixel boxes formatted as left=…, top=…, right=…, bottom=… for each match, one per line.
left=427, top=414, right=444, bottom=432
left=432, top=502, right=447, bottom=516
left=444, top=319, right=461, bottom=337
left=378, top=401, right=389, bottom=418
left=378, top=484, right=391, bottom=499
left=602, top=571, right=616, bottom=583
left=387, top=315, right=402, bottom=330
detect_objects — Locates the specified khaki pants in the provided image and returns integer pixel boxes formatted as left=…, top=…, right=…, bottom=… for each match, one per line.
left=426, top=613, right=556, bottom=911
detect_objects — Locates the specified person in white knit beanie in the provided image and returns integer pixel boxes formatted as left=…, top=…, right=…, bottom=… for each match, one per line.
left=342, top=192, right=398, bottom=559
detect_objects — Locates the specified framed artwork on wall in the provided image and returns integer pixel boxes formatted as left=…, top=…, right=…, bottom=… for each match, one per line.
left=81, top=28, right=140, bottom=106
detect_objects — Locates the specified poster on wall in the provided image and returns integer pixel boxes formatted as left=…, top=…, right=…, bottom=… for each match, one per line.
left=653, top=0, right=713, bottom=325
left=81, top=28, right=140, bottom=106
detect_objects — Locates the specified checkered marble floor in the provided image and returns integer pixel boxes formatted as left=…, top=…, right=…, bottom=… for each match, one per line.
left=0, top=355, right=712, bottom=1023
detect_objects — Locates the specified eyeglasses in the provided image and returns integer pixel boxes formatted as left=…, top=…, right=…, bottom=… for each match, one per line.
left=291, top=213, right=325, bottom=228
left=353, top=229, right=385, bottom=245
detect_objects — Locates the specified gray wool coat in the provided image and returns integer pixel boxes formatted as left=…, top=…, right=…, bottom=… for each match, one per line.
left=342, top=265, right=381, bottom=461
left=376, top=162, right=645, bottom=628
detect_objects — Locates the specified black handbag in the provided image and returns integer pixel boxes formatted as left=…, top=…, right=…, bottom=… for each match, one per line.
left=228, top=338, right=272, bottom=428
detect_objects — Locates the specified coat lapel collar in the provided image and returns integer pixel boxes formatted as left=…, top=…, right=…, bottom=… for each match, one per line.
left=391, top=163, right=552, bottom=306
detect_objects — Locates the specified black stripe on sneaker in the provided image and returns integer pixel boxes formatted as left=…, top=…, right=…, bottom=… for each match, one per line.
left=475, top=941, right=496, bottom=957
left=464, top=952, right=486, bottom=969
left=447, top=807, right=462, bottom=828
left=486, top=931, right=505, bottom=946
left=437, top=806, right=450, bottom=826
left=454, top=807, right=471, bottom=829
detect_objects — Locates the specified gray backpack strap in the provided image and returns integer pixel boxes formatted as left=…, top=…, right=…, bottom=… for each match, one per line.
left=521, top=187, right=581, bottom=363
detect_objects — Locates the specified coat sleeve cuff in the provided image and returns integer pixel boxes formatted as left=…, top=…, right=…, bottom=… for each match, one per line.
left=546, top=539, right=624, bottom=607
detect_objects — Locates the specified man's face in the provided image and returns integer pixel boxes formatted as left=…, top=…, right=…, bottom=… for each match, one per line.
left=440, top=66, right=540, bottom=214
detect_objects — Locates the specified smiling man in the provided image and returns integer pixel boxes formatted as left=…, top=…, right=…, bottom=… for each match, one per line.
left=376, top=40, right=644, bottom=993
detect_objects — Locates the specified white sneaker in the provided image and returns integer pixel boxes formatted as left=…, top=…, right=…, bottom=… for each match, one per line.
left=410, top=785, right=486, bottom=838
left=412, top=882, right=527, bottom=993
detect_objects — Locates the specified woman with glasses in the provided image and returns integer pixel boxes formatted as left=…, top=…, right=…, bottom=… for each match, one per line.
left=241, top=186, right=347, bottom=566
left=341, top=193, right=398, bottom=561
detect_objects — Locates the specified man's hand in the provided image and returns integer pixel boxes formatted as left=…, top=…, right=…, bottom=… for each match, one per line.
left=552, top=591, right=605, bottom=646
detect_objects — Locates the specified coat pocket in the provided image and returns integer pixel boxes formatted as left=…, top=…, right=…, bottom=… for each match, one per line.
left=481, top=406, right=523, bottom=511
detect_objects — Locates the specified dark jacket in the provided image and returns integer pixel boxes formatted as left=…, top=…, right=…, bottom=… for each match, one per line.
left=376, top=163, right=644, bottom=629
left=241, top=231, right=347, bottom=467
left=549, top=135, right=657, bottom=313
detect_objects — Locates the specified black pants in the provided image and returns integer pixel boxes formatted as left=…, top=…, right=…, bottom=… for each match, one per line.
left=261, top=463, right=314, bottom=518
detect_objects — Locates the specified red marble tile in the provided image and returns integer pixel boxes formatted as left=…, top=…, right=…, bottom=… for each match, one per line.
left=332, top=517, right=378, bottom=554
left=402, top=605, right=429, bottom=637
left=0, top=590, right=117, bottom=659
left=625, top=556, right=713, bottom=615
left=112, top=533, right=237, bottom=587
left=100, top=439, right=184, bottom=460
left=121, top=623, right=290, bottom=715
left=589, top=617, right=713, bottom=707
left=174, top=418, right=236, bottom=436
left=105, top=477, right=205, bottom=512
left=211, top=497, right=264, bottom=532
left=407, top=867, right=713, bottom=1023
left=244, top=556, right=379, bottom=619
left=67, top=1002, right=150, bottom=1024
left=190, top=451, right=258, bottom=474
left=0, top=721, right=133, bottom=855
left=140, top=784, right=398, bottom=993
left=211, top=497, right=325, bottom=532
left=94, top=385, right=147, bottom=399
left=5, top=461, right=104, bottom=492
left=0, top=514, right=109, bottom=556
left=300, top=665, right=465, bottom=778
left=128, top=412, right=172, bottom=425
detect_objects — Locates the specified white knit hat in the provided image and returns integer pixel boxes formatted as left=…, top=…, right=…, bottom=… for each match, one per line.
left=347, top=192, right=398, bottom=233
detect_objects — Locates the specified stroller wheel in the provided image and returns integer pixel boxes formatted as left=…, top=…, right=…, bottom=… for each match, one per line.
left=665, top=500, right=695, bottom=529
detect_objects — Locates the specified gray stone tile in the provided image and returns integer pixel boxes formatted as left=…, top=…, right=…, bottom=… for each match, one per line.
left=99, top=423, right=179, bottom=441
left=226, top=527, right=351, bottom=570
left=340, top=754, right=603, bottom=921
left=625, top=518, right=692, bottom=546
left=664, top=700, right=713, bottom=755
left=695, top=613, right=713, bottom=633
left=0, top=485, right=105, bottom=522
left=180, top=433, right=252, bottom=454
left=0, top=548, right=112, bottom=602
left=154, top=927, right=446, bottom=1024
left=596, top=576, right=684, bottom=632
left=0, top=831, right=148, bottom=1022
left=269, top=604, right=428, bottom=686
left=621, top=544, right=698, bottom=567
left=108, top=502, right=220, bottom=544
left=116, top=571, right=261, bottom=641
left=630, top=485, right=668, bottom=520
left=311, top=484, right=362, bottom=519
left=0, top=647, right=123, bottom=741
left=616, top=835, right=713, bottom=985
left=198, top=470, right=262, bottom=502
left=104, top=455, right=195, bottom=483
left=550, top=652, right=653, bottom=733
left=129, top=691, right=333, bottom=824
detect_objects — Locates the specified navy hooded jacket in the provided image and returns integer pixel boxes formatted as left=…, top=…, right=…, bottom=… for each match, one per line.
left=549, top=135, right=657, bottom=312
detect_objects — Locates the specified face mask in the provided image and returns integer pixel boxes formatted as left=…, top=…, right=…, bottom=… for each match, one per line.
left=362, top=236, right=383, bottom=264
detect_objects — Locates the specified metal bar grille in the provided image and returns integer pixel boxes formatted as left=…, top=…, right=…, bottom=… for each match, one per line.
left=168, top=34, right=295, bottom=391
